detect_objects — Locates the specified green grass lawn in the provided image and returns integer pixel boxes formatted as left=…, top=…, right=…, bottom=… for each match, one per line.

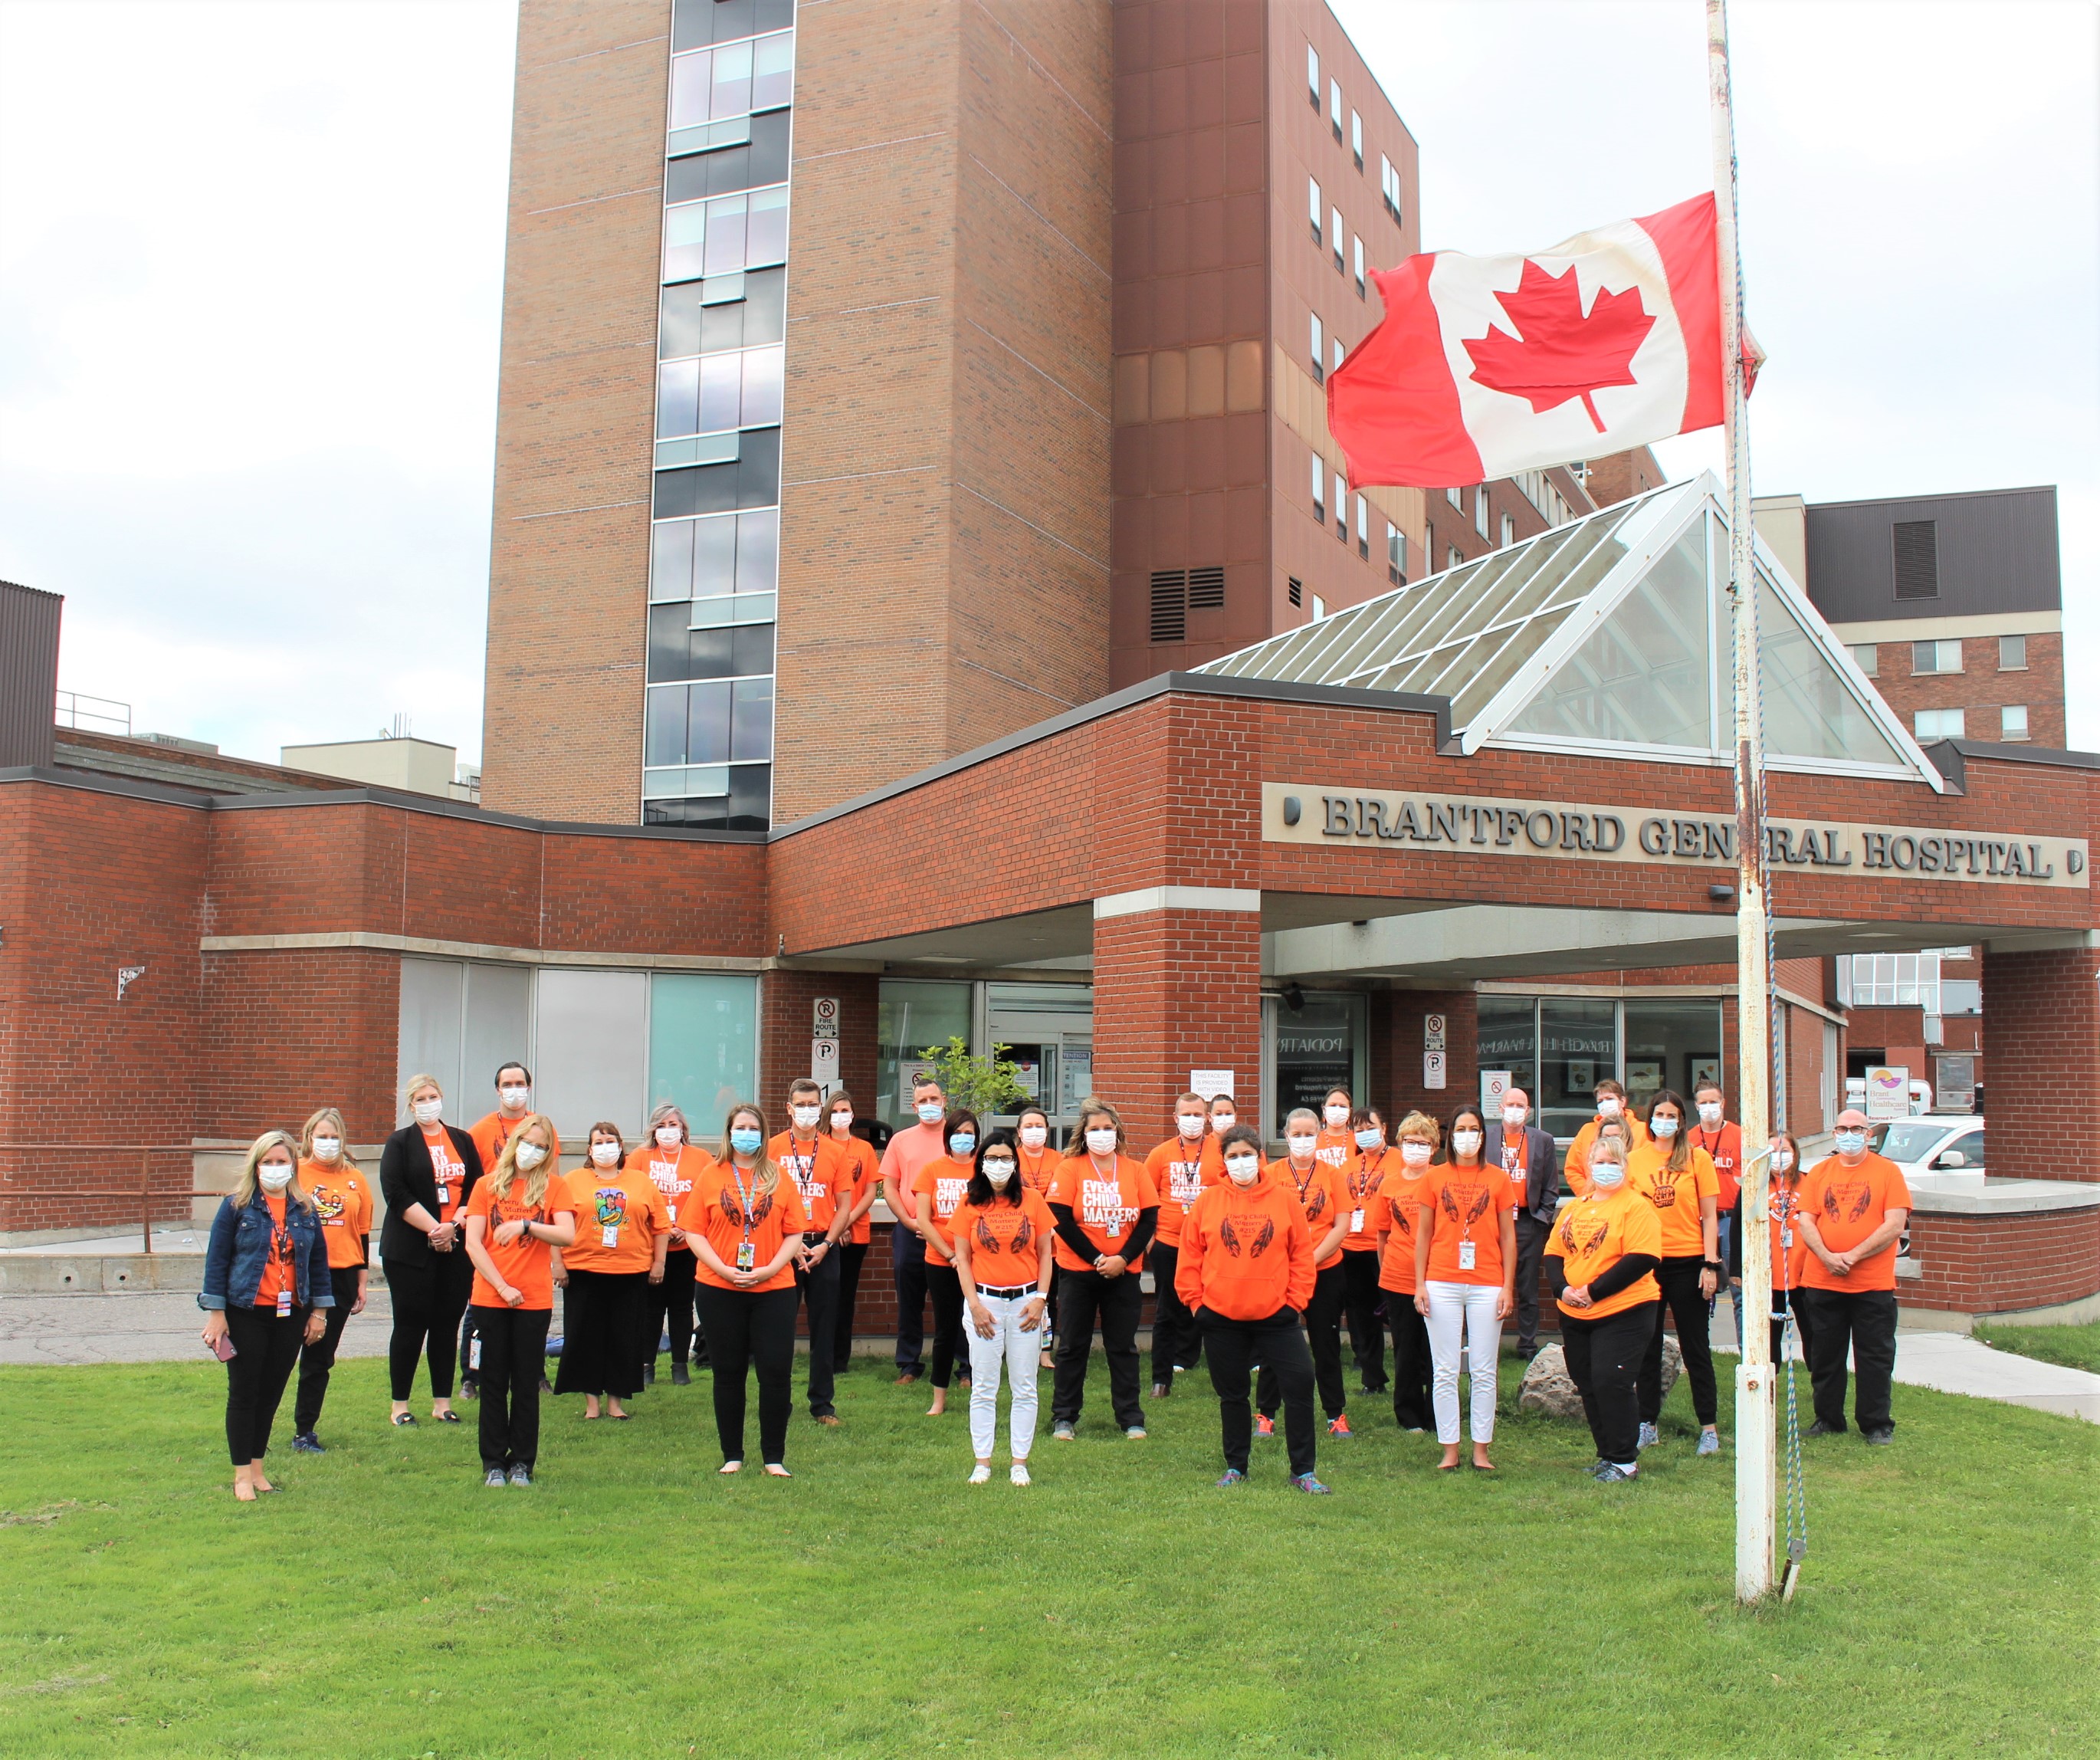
left=1972, top=1320, right=2100, bottom=1374
left=1, top=1353, right=2092, bottom=1758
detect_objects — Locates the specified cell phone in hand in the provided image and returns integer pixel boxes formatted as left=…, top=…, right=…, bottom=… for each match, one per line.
left=208, top=1333, right=237, bottom=1362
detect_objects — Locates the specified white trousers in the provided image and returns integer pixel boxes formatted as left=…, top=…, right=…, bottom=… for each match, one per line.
left=966, top=1292, right=1042, bottom=1462
left=1426, top=1279, right=1503, bottom=1444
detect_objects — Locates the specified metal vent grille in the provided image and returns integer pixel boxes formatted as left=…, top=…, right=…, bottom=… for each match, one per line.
left=1892, top=520, right=1939, bottom=600
left=1187, top=566, right=1226, bottom=609
left=1150, top=570, right=1186, bottom=642
left=1287, top=576, right=1303, bottom=608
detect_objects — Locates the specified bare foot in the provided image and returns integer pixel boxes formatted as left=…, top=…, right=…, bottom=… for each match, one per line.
left=1472, top=1449, right=1495, bottom=1471
left=233, top=1471, right=256, bottom=1502
left=609, top=1401, right=628, bottom=1420
left=926, top=1390, right=947, bottom=1417
left=251, top=1469, right=277, bottom=1493
left=1437, top=1446, right=1462, bottom=1471
left=583, top=1398, right=602, bottom=1420
left=763, top=1463, right=792, bottom=1478
left=719, top=1460, right=743, bottom=1474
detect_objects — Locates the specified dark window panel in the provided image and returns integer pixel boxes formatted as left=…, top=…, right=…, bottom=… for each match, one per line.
left=687, top=679, right=733, bottom=764
left=648, top=603, right=694, bottom=680
left=642, top=762, right=772, bottom=832
left=748, top=111, right=791, bottom=186
left=673, top=0, right=792, bottom=53
left=654, top=458, right=739, bottom=520
left=730, top=676, right=774, bottom=760
left=645, top=685, right=688, bottom=767
left=667, top=144, right=747, bottom=205
left=737, top=429, right=782, bottom=507
left=730, top=622, right=775, bottom=677
left=742, top=266, right=786, bottom=346
left=686, top=626, right=737, bottom=680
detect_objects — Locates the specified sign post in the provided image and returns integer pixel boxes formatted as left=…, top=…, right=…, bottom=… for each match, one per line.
left=812, top=996, right=840, bottom=1094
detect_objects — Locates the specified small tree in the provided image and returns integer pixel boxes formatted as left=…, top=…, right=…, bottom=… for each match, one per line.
left=917, top=1035, right=1032, bottom=1118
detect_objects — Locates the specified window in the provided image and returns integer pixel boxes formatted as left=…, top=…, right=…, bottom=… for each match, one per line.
left=1309, top=310, right=1324, bottom=381
left=1311, top=455, right=1324, bottom=521
left=1846, top=952, right=1942, bottom=1012
left=1850, top=642, right=1879, bottom=676
left=1308, top=176, right=1322, bottom=244
left=668, top=28, right=795, bottom=132
left=655, top=343, right=785, bottom=442
left=1307, top=44, right=1319, bottom=106
left=1356, top=494, right=1369, bottom=558
left=1332, top=336, right=1344, bottom=379
left=1336, top=468, right=1348, bottom=540
left=1999, top=634, right=2027, bottom=670
left=1311, top=595, right=1327, bottom=619
left=658, top=264, right=786, bottom=360
left=1474, top=485, right=1489, bottom=537
left=1331, top=206, right=1344, bottom=272
left=1500, top=513, right=1515, bottom=548
left=664, top=111, right=791, bottom=204
left=1448, top=543, right=1464, bottom=570
left=1380, top=155, right=1403, bottom=224
left=1892, top=518, right=1938, bottom=599
left=651, top=507, right=779, bottom=603
left=1914, top=708, right=1966, bottom=740
left=1445, top=485, right=1462, bottom=509
left=1350, top=110, right=1363, bottom=167
left=662, top=184, right=789, bottom=284
left=1329, top=77, right=1342, bottom=139
left=1423, top=521, right=1434, bottom=569
left=1288, top=576, right=1303, bottom=607
left=1352, top=235, right=1365, bottom=296
left=1912, top=638, right=1961, bottom=675
left=1386, top=522, right=1406, bottom=584
left=2001, top=704, right=2029, bottom=740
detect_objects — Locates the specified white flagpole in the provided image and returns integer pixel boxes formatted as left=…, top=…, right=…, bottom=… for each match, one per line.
left=1707, top=0, right=1777, bottom=1604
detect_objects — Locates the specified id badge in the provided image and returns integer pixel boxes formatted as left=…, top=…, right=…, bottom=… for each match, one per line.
left=736, top=1240, right=756, bottom=1272
left=1458, top=1239, right=1477, bottom=1272
left=469, top=1337, right=482, bottom=1371
left=1780, top=1227, right=1794, bottom=1248
left=1350, top=1207, right=1366, bottom=1234
left=276, top=1289, right=292, bottom=1318
left=1105, top=1219, right=1123, bottom=1240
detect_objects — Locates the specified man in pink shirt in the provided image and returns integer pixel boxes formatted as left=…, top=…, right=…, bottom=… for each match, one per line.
left=879, top=1075, right=951, bottom=1384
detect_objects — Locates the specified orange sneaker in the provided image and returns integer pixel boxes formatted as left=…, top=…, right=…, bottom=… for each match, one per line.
left=1327, top=1414, right=1354, bottom=1438
left=1254, top=1414, right=1275, bottom=1437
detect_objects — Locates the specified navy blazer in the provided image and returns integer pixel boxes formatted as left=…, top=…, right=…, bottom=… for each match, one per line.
left=199, top=1192, right=334, bottom=1312
left=1485, top=1122, right=1562, bottom=1222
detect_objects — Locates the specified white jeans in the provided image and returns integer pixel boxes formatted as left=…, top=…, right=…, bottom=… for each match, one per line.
left=966, top=1292, right=1042, bottom=1462
left=1425, top=1280, right=1503, bottom=1444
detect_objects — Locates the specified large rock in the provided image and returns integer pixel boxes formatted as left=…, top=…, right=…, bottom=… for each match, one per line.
left=1518, top=1333, right=1679, bottom=1420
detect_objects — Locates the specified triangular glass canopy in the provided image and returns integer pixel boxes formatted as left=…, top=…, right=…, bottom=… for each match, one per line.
left=1195, top=474, right=1938, bottom=786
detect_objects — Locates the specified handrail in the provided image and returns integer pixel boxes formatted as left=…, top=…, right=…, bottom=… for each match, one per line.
left=0, top=1147, right=206, bottom=1256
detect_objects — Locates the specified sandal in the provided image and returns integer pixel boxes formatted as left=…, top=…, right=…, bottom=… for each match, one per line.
left=392, top=1413, right=417, bottom=1427
left=433, top=1410, right=461, bottom=1424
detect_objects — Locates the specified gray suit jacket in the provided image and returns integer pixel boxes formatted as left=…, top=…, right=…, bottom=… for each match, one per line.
left=1485, top=1122, right=1560, bottom=1223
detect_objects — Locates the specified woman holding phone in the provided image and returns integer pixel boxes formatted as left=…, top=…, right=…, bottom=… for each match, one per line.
left=950, top=1131, right=1055, bottom=1484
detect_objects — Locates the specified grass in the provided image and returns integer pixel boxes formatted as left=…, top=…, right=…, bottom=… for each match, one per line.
left=1972, top=1320, right=2100, bottom=1374
left=0, top=1352, right=2092, bottom=1759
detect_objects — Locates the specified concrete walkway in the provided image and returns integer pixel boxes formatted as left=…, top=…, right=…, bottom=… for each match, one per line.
left=0, top=1289, right=395, bottom=1367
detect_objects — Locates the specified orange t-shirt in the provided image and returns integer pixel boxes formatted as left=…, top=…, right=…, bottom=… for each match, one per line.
left=252, top=1194, right=295, bottom=1309
left=1145, top=1135, right=1219, bottom=1246
left=1045, top=1154, right=1160, bottom=1272
left=1797, top=1152, right=1911, bottom=1291
left=769, top=1132, right=849, bottom=1236
left=1315, top=1126, right=1355, bottom=1174
left=300, top=1161, right=373, bottom=1270
left=952, top=1190, right=1055, bottom=1289
left=1565, top=1114, right=1649, bottom=1197
left=1550, top=1187, right=1662, bottom=1320
left=424, top=1126, right=468, bottom=1221
left=1175, top=1174, right=1315, bottom=1321
left=468, top=1174, right=572, bottom=1311
left=1016, top=1141, right=1062, bottom=1198
left=1496, top=1128, right=1531, bottom=1203
left=559, top=1165, right=670, bottom=1273
left=471, top=1111, right=563, bottom=1190
left=831, top=1131, right=880, bottom=1244
left=1370, top=1165, right=1435, bottom=1294
left=911, top=1156, right=977, bottom=1257
left=1272, top=1158, right=1348, bottom=1269
left=1629, top=1141, right=1719, bottom=1259
left=628, top=1144, right=714, bottom=1249
left=1422, top=1161, right=1517, bottom=1286
left=1690, top=1121, right=1743, bottom=1212
left=678, top=1161, right=809, bottom=1293
left=1340, top=1148, right=1392, bottom=1253
left=1768, top=1178, right=1810, bottom=1292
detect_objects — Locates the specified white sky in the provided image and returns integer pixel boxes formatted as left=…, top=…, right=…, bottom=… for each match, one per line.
left=2, top=0, right=2094, bottom=765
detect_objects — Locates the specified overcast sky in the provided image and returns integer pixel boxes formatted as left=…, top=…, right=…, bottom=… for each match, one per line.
left=2, top=0, right=2094, bottom=766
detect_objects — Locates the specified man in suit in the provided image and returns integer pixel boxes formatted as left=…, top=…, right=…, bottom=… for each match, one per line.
left=1485, top=1085, right=1560, bottom=1358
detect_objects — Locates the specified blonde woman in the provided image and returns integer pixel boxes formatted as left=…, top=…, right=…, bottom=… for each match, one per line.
left=199, top=1131, right=333, bottom=1500
left=1045, top=1097, right=1160, bottom=1442
left=290, top=1107, right=373, bottom=1453
left=378, top=1074, right=486, bottom=1427
left=675, top=1104, right=809, bottom=1475
left=1626, top=1088, right=1721, bottom=1456
left=462, top=1114, right=576, bottom=1487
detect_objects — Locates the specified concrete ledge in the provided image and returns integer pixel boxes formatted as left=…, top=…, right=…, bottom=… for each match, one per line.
left=1906, top=1176, right=2100, bottom=1215
left=1900, top=1291, right=2100, bottom=1331
left=0, top=1253, right=205, bottom=1295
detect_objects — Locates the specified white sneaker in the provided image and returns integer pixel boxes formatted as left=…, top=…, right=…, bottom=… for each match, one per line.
left=968, top=1463, right=992, bottom=1485
left=1010, top=1463, right=1032, bottom=1486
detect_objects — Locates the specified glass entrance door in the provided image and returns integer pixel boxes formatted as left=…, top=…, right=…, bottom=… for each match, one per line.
left=986, top=983, right=1093, bottom=1145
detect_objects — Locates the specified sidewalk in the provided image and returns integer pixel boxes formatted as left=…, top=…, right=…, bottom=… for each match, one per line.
left=0, top=1289, right=395, bottom=1367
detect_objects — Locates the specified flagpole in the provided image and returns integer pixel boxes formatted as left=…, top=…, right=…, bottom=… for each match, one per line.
left=1707, top=0, right=1777, bottom=1604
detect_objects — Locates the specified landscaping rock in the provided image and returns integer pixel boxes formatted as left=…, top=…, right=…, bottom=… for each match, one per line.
left=1518, top=1333, right=1678, bottom=1420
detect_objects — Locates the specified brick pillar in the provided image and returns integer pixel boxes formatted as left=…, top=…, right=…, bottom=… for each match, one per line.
left=1983, top=946, right=2100, bottom=1182
left=1092, top=905, right=1262, bottom=1150
left=759, top=970, right=880, bottom=1123
left=1383, top=990, right=1478, bottom=1125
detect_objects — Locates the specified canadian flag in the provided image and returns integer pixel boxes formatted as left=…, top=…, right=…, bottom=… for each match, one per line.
left=1329, top=192, right=1751, bottom=491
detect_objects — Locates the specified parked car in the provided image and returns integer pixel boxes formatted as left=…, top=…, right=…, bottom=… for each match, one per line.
left=1868, top=1117, right=1987, bottom=1180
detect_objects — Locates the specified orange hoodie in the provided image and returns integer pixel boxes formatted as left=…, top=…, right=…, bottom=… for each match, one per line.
left=1174, top=1172, right=1314, bottom=1322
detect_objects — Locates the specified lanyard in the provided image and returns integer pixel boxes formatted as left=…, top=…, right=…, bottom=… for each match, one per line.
left=1288, top=1160, right=1318, bottom=1207
left=1353, top=1149, right=1386, bottom=1199
left=729, top=1162, right=759, bottom=1241
left=786, top=1138, right=819, bottom=1194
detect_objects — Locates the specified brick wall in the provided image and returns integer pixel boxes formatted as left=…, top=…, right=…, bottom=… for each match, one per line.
left=1852, top=632, right=2066, bottom=751
left=758, top=969, right=879, bottom=1125
left=1904, top=1204, right=2100, bottom=1312
left=1381, top=989, right=1477, bottom=1128
left=1983, top=945, right=2100, bottom=1182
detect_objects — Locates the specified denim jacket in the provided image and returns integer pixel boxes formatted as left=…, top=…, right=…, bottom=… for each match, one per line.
left=199, top=1192, right=336, bottom=1312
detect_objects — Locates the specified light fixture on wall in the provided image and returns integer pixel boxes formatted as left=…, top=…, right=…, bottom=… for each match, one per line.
left=1283, top=984, right=1305, bottom=1013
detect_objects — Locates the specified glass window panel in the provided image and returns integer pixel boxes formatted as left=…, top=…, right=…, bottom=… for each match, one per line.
left=687, top=679, right=733, bottom=763
left=698, top=299, right=744, bottom=353
left=646, top=683, right=690, bottom=766
left=734, top=592, right=776, bottom=622
left=734, top=508, right=779, bottom=592
left=648, top=602, right=694, bottom=680
left=741, top=344, right=784, bottom=426
left=878, top=980, right=973, bottom=1131
left=737, top=428, right=782, bottom=506
left=1724, top=566, right=1908, bottom=767
left=688, top=596, right=738, bottom=629
left=683, top=625, right=735, bottom=679
left=1540, top=999, right=1618, bottom=1141
left=1622, top=1000, right=1721, bottom=1115
left=668, top=49, right=713, bottom=130
left=710, top=40, right=753, bottom=117
left=649, top=974, right=758, bottom=1134
left=748, top=110, right=791, bottom=186
left=653, top=458, right=737, bottom=520
left=663, top=202, right=707, bottom=283
left=731, top=622, right=775, bottom=677
left=746, top=186, right=789, bottom=266
left=703, top=194, right=748, bottom=275
left=395, top=958, right=464, bottom=1125
left=692, top=508, right=738, bottom=589
left=462, top=964, right=533, bottom=1106
left=697, top=351, right=741, bottom=432
left=730, top=676, right=774, bottom=760
left=535, top=969, right=648, bottom=1140
left=1475, top=995, right=1537, bottom=1112
left=1271, top=993, right=1363, bottom=1138
left=1446, top=606, right=1576, bottom=726
left=743, top=265, right=786, bottom=344
left=650, top=519, right=695, bottom=602
left=724, top=763, right=771, bottom=831
left=752, top=30, right=795, bottom=108
left=660, top=281, right=704, bottom=358
left=657, top=359, right=699, bottom=438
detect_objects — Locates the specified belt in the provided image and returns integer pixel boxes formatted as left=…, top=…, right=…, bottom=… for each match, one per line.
left=979, top=1283, right=1037, bottom=1301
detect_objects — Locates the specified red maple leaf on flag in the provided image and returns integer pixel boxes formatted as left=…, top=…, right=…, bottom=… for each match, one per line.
left=1463, top=259, right=1656, bottom=432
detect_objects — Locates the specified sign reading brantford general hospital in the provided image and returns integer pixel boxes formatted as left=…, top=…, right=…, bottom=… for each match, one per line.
left=1262, top=784, right=2090, bottom=888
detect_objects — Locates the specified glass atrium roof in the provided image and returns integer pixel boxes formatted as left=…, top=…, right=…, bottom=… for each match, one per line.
left=1196, top=474, right=1941, bottom=787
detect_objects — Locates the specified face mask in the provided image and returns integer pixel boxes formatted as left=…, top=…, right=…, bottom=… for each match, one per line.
left=1590, top=1161, right=1627, bottom=1190
left=730, top=1127, right=763, bottom=1156
left=830, top=1111, right=854, bottom=1134
left=1698, top=1102, right=1723, bottom=1126
left=1225, top=1154, right=1260, bottom=1187
left=1401, top=1141, right=1432, bottom=1167
left=1835, top=1130, right=1866, bottom=1156
left=949, top=1131, right=976, bottom=1157
left=590, top=1141, right=621, bottom=1168
left=792, top=1105, right=821, bottom=1131
left=1502, top=1105, right=1528, bottom=1127
left=917, top=1101, right=944, bottom=1125
left=515, top=1141, right=546, bottom=1171
left=1084, top=1127, right=1118, bottom=1157
left=413, top=1098, right=442, bottom=1125
left=1650, top=1115, right=1680, bottom=1139
left=1324, top=1104, right=1349, bottom=1128
left=311, top=1136, right=342, bottom=1163
left=258, top=1162, right=294, bottom=1192
left=1287, top=1133, right=1317, bottom=1161
left=1596, top=1096, right=1621, bottom=1117
left=1452, top=1129, right=1482, bottom=1156
left=1355, top=1127, right=1383, bottom=1151
left=1177, top=1114, right=1207, bottom=1140
left=983, top=1159, right=1016, bottom=1190
left=655, top=1125, right=683, bottom=1151
left=500, top=1084, right=529, bottom=1109
left=1774, top=1148, right=1794, bottom=1172
left=1019, top=1125, right=1048, bottom=1149
left=1211, top=1112, right=1236, bottom=1133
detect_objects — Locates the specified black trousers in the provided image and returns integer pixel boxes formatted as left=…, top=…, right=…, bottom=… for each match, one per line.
left=292, top=1266, right=361, bottom=1434
left=1259, top=1263, right=1347, bottom=1420
left=1340, top=1248, right=1386, bottom=1388
left=223, top=1303, right=307, bottom=1465
left=693, top=1283, right=798, bottom=1464
left=1799, top=1286, right=1898, bottom=1434
left=645, top=1248, right=704, bottom=1368
left=1564, top=1300, right=1656, bottom=1465
left=553, top=1268, right=648, bottom=1397
left=796, top=1241, right=841, bottom=1417
left=385, top=1249, right=473, bottom=1401
left=474, top=1305, right=551, bottom=1472
left=1201, top=1306, right=1315, bottom=1477
left=891, top=1226, right=928, bottom=1377
left=1512, top=1213, right=1553, bottom=1348
left=1148, top=1242, right=1199, bottom=1389
left=1640, top=1256, right=1719, bottom=1427
left=1386, top=1291, right=1433, bottom=1430
left=832, top=1240, right=868, bottom=1372
left=924, top=1259, right=966, bottom=1390
left=1052, top=1266, right=1144, bottom=1430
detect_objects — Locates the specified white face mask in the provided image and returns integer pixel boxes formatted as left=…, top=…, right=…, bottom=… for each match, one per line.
left=1452, top=1129, right=1481, bottom=1157
left=1596, top=1095, right=1621, bottom=1117
left=1400, top=1141, right=1432, bottom=1167
left=655, top=1125, right=683, bottom=1151
left=515, top=1141, right=546, bottom=1171
left=500, top=1084, right=530, bottom=1110
left=590, top=1141, right=621, bottom=1168
left=1773, top=1148, right=1794, bottom=1172
left=1355, top=1127, right=1383, bottom=1151
left=1287, top=1133, right=1317, bottom=1161
left=1225, top=1154, right=1260, bottom=1187
left=1834, top=1130, right=1867, bottom=1157
left=1084, top=1127, right=1117, bottom=1157
left=413, top=1098, right=442, bottom=1125
left=1019, top=1125, right=1048, bottom=1150
left=1650, top=1115, right=1680, bottom=1139
left=258, top=1161, right=294, bottom=1192
left=792, top=1105, right=821, bottom=1131
left=1176, top=1113, right=1206, bottom=1140
left=917, top=1101, right=944, bottom=1125
left=311, top=1136, right=342, bottom=1163
left=1324, top=1104, right=1349, bottom=1128
left=983, top=1159, right=1016, bottom=1190
left=1502, top=1105, right=1527, bottom=1127
left=831, top=1111, right=854, bottom=1134
left=1211, top=1112, right=1236, bottom=1133
left=1698, top=1101, right=1724, bottom=1126
left=1590, top=1161, right=1627, bottom=1190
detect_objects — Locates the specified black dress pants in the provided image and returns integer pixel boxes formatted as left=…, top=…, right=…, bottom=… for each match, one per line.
left=924, top=1259, right=966, bottom=1391
left=645, top=1248, right=704, bottom=1368
left=1052, top=1267, right=1144, bottom=1430
left=292, top=1266, right=361, bottom=1434
left=693, top=1283, right=799, bottom=1465
left=1512, top=1213, right=1552, bottom=1349
left=474, top=1304, right=551, bottom=1473
left=1340, top=1249, right=1386, bottom=1389
left=1639, top=1256, right=1719, bottom=1427
left=1563, top=1300, right=1657, bottom=1466
left=1201, top=1306, right=1316, bottom=1478
left=1258, top=1263, right=1346, bottom=1420
left=832, top=1240, right=868, bottom=1372
left=1799, top=1286, right=1898, bottom=1434
left=891, top=1226, right=928, bottom=1377
left=223, top=1304, right=307, bottom=1465
left=553, top=1268, right=648, bottom=1397
left=796, top=1241, right=841, bottom=1417
left=385, top=1249, right=473, bottom=1400
left=1147, top=1242, right=1199, bottom=1389
left=1386, top=1291, right=1433, bottom=1430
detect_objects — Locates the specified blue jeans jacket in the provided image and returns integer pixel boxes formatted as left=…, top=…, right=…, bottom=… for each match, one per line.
left=199, top=1194, right=336, bottom=1312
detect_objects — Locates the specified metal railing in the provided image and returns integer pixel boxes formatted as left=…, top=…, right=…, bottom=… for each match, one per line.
left=0, top=1146, right=203, bottom=1254
left=54, top=691, right=133, bottom=736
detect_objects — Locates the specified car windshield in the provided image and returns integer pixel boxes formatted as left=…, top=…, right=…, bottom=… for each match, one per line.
left=1874, top=1122, right=1951, bottom=1162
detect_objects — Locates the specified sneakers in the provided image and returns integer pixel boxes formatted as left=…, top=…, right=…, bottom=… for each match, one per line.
left=1051, top=1421, right=1076, bottom=1442
left=1637, top=1421, right=1659, bottom=1450
left=1254, top=1414, right=1275, bottom=1438
left=1806, top=1419, right=1843, bottom=1438
left=291, top=1431, right=324, bottom=1454
left=460, top=1378, right=479, bottom=1401
left=507, top=1464, right=532, bottom=1488
left=1863, top=1427, right=1895, bottom=1446
left=484, top=1468, right=507, bottom=1489
left=671, top=1363, right=691, bottom=1387
left=1150, top=1382, right=1170, bottom=1399
left=1288, top=1473, right=1332, bottom=1496
left=1327, top=1414, right=1354, bottom=1439
left=1216, top=1468, right=1248, bottom=1488
left=1697, top=1430, right=1722, bottom=1456
left=1594, top=1463, right=1638, bottom=1483
left=1010, top=1463, right=1032, bottom=1486
left=1124, top=1426, right=1147, bottom=1440
left=968, top=1463, right=993, bottom=1485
